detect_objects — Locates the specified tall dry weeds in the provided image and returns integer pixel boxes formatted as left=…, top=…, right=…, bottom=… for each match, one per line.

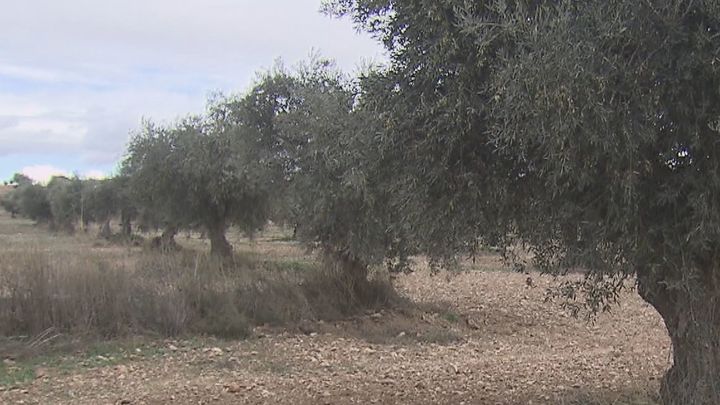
left=0, top=249, right=399, bottom=339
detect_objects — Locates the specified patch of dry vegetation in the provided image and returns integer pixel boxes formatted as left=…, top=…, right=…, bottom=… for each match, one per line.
left=0, top=248, right=400, bottom=341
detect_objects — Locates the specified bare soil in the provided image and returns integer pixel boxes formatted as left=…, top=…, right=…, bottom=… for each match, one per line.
left=1, top=269, right=670, bottom=404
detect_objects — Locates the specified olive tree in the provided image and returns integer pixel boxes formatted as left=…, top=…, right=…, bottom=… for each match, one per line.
left=328, top=0, right=720, bottom=403
left=83, top=178, right=122, bottom=238
left=123, top=112, right=275, bottom=256
left=1, top=173, right=34, bottom=218
left=242, top=60, right=410, bottom=292
left=14, top=183, right=52, bottom=224
left=46, top=175, right=83, bottom=233
left=1, top=189, right=20, bottom=219
left=10, top=173, right=32, bottom=187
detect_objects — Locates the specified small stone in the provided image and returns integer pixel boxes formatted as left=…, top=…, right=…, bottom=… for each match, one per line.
left=34, top=367, right=48, bottom=379
left=225, top=383, right=243, bottom=393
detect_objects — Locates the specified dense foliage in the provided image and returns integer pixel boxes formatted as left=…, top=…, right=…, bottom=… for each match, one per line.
left=46, top=176, right=84, bottom=233
left=2, top=178, right=52, bottom=224
left=240, top=61, right=411, bottom=284
left=326, top=1, right=720, bottom=403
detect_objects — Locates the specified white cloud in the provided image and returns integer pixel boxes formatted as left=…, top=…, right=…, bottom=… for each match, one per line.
left=21, top=165, right=69, bottom=184
left=83, top=170, right=107, bottom=180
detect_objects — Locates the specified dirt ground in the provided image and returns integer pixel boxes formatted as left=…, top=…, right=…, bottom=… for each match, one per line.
left=1, top=267, right=670, bottom=405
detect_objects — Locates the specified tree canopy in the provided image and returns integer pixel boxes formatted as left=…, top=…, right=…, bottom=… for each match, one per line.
left=123, top=106, right=278, bottom=256
left=327, top=0, right=720, bottom=403
left=238, top=59, right=415, bottom=290
left=46, top=176, right=83, bottom=233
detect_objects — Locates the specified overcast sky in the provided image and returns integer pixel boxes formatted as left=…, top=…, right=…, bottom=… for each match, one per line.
left=0, top=0, right=385, bottom=183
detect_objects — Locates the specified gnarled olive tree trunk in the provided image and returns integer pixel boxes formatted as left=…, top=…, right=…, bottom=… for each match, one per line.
left=638, top=269, right=720, bottom=405
left=149, top=225, right=179, bottom=252
left=160, top=226, right=178, bottom=247
left=207, top=220, right=232, bottom=257
left=322, top=249, right=372, bottom=305
left=120, top=209, right=133, bottom=237
left=98, top=219, right=112, bottom=239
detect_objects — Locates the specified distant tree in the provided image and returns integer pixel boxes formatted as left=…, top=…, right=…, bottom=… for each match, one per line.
left=112, top=175, right=137, bottom=238
left=10, top=173, right=32, bottom=186
left=83, top=178, right=121, bottom=238
left=123, top=112, right=276, bottom=256
left=0, top=189, right=20, bottom=218
left=46, top=176, right=82, bottom=233
left=14, top=183, right=52, bottom=224
left=2, top=173, right=49, bottom=221
left=328, top=1, right=720, bottom=403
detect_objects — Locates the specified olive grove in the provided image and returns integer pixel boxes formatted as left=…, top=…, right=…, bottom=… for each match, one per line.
left=3, top=1, right=716, bottom=402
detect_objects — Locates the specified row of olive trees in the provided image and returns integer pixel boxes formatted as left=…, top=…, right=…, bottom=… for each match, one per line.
left=2, top=173, right=134, bottom=236
left=119, top=58, right=407, bottom=284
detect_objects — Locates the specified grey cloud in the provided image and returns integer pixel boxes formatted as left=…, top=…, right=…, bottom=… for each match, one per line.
left=0, top=130, right=80, bottom=156
left=0, top=1, right=384, bottom=77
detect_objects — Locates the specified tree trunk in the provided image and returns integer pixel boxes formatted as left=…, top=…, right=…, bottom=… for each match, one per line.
left=160, top=226, right=178, bottom=248
left=637, top=269, right=720, bottom=405
left=121, top=220, right=132, bottom=237
left=324, top=249, right=372, bottom=303
left=149, top=226, right=179, bottom=252
left=120, top=209, right=133, bottom=237
left=340, top=254, right=370, bottom=291
left=208, top=222, right=232, bottom=257
left=98, top=219, right=112, bottom=239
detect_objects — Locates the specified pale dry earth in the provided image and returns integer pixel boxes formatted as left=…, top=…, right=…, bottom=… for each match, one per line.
left=1, top=267, right=671, bottom=405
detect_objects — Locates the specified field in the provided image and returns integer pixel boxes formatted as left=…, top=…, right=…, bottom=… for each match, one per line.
left=0, top=208, right=671, bottom=404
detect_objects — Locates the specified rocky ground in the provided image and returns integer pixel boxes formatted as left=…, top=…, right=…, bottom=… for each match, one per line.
left=1, top=268, right=670, bottom=405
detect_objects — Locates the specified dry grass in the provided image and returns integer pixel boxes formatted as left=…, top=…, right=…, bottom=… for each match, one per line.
left=0, top=210, right=400, bottom=343
left=0, top=249, right=400, bottom=341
